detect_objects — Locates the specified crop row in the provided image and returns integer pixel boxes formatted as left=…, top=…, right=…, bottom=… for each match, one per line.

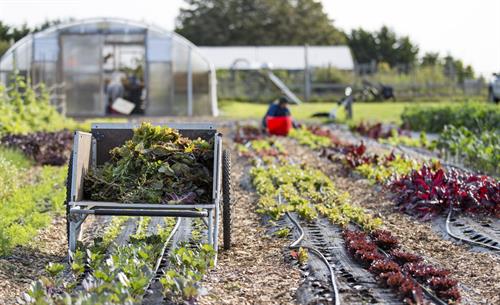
left=0, top=149, right=66, bottom=255
left=436, top=125, right=499, bottom=177
left=1, top=131, right=73, bottom=166
left=239, top=136, right=461, bottom=304
left=344, top=230, right=460, bottom=303
left=24, top=216, right=215, bottom=304
left=250, top=163, right=382, bottom=230
left=350, top=121, right=498, bottom=178
left=350, top=107, right=499, bottom=177
left=350, top=121, right=432, bottom=149
left=297, top=126, right=499, bottom=220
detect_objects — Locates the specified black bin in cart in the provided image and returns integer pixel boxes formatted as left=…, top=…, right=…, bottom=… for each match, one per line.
left=66, top=123, right=232, bottom=263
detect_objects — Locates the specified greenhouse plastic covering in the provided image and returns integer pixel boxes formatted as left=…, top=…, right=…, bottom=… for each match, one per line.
left=0, top=18, right=218, bottom=117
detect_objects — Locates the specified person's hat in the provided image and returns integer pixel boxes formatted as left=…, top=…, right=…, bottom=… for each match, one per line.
left=278, top=96, right=289, bottom=105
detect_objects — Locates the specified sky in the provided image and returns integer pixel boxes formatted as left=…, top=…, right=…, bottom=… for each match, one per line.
left=0, top=0, right=499, bottom=76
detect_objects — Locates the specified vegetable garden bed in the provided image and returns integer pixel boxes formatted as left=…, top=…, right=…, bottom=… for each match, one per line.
left=1, top=116, right=499, bottom=305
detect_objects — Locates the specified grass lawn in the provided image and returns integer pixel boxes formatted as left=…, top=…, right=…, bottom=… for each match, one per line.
left=219, top=100, right=460, bottom=124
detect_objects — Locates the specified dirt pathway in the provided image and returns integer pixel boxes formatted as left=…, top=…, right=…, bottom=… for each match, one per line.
left=0, top=216, right=67, bottom=304
left=198, top=145, right=300, bottom=305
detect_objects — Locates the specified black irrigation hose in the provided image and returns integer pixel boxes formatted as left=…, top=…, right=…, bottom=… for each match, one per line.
left=254, top=159, right=340, bottom=304
left=395, top=146, right=499, bottom=252
left=445, top=208, right=500, bottom=252
left=285, top=211, right=341, bottom=305
left=152, top=217, right=182, bottom=274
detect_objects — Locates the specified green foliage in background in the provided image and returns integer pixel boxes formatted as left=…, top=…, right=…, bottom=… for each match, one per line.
left=365, top=65, right=450, bottom=87
left=313, top=67, right=355, bottom=84
left=437, top=125, right=499, bottom=177
left=348, top=26, right=419, bottom=68
left=0, top=74, right=78, bottom=136
left=176, top=0, right=346, bottom=46
left=401, top=102, right=500, bottom=133
left=0, top=20, right=62, bottom=56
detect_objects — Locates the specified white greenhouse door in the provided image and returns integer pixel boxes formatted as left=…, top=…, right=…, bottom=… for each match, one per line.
left=61, top=34, right=104, bottom=116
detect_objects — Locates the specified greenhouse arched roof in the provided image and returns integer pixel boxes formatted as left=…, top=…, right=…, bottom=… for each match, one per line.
left=0, top=18, right=218, bottom=117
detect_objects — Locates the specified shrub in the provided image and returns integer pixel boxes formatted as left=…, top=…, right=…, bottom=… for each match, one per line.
left=401, top=102, right=500, bottom=133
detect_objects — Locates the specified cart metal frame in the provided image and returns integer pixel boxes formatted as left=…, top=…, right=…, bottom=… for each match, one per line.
left=67, top=123, right=224, bottom=260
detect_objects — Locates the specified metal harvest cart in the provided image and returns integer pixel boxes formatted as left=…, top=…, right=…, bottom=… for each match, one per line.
left=65, top=123, right=232, bottom=260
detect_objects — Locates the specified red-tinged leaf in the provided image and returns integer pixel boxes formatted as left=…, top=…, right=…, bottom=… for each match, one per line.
left=418, top=193, right=430, bottom=200
left=389, top=163, right=499, bottom=219
left=432, top=169, right=445, bottom=186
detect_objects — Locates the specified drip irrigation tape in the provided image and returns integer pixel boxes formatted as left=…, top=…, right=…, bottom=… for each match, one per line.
left=445, top=208, right=500, bottom=252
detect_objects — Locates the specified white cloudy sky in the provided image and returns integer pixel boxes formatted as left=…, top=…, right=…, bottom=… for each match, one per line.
left=1, top=0, right=499, bottom=76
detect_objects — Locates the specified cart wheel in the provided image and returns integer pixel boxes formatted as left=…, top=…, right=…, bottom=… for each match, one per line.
left=65, top=152, right=73, bottom=246
left=222, top=149, right=232, bottom=250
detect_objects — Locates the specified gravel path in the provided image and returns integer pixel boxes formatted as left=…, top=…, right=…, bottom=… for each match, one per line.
left=198, top=145, right=300, bottom=305
left=283, top=137, right=500, bottom=305
left=0, top=216, right=67, bottom=304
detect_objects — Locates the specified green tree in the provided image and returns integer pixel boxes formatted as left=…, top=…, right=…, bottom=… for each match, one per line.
left=175, top=0, right=346, bottom=45
left=421, top=52, right=441, bottom=66
left=0, top=20, right=62, bottom=56
left=394, top=36, right=419, bottom=69
left=444, top=55, right=475, bottom=82
left=348, top=26, right=418, bottom=68
left=347, top=28, right=377, bottom=63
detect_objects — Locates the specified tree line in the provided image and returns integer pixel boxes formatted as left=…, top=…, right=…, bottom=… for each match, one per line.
left=0, top=0, right=474, bottom=80
left=0, top=20, right=64, bottom=56
left=176, top=0, right=474, bottom=79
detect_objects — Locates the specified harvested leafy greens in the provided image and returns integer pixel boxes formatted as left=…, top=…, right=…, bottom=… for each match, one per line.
left=84, top=123, right=213, bottom=204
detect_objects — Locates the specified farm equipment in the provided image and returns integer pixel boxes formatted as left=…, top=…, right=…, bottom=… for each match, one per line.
left=311, top=86, right=354, bottom=120
left=488, top=73, right=500, bottom=103
left=65, top=123, right=232, bottom=262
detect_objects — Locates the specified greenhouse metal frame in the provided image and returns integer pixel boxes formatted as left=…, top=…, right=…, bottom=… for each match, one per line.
left=0, top=18, right=218, bottom=117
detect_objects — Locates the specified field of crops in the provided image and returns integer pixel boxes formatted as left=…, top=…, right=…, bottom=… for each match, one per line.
left=0, top=77, right=499, bottom=305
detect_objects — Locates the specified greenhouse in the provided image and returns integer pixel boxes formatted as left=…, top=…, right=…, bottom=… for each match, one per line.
left=0, top=18, right=218, bottom=117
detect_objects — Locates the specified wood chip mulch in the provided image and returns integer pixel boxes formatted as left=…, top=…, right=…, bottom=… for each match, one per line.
left=0, top=216, right=67, bottom=305
left=198, top=147, right=300, bottom=305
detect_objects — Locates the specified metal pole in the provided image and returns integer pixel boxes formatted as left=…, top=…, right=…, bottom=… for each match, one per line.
left=304, top=44, right=311, bottom=102
left=347, top=96, right=353, bottom=120
left=187, top=46, right=193, bottom=116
